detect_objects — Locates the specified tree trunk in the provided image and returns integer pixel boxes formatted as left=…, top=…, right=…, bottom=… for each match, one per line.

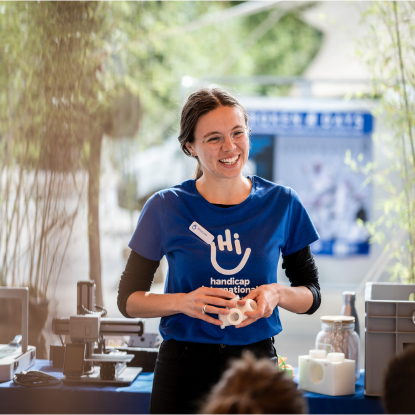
left=87, top=130, right=104, bottom=308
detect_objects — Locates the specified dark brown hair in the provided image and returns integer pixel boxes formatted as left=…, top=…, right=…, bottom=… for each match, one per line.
left=178, top=87, right=249, bottom=180
left=199, top=352, right=307, bottom=414
left=383, top=345, right=415, bottom=414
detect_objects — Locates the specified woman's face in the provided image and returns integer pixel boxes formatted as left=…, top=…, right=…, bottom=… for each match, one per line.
left=186, top=105, right=249, bottom=181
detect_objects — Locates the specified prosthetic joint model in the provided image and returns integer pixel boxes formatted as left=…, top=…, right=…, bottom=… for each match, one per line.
left=219, top=295, right=257, bottom=329
left=298, top=349, right=355, bottom=396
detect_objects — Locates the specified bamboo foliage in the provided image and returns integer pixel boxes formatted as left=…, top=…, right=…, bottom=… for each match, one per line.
left=353, top=2, right=415, bottom=283
left=0, top=2, right=104, bottom=298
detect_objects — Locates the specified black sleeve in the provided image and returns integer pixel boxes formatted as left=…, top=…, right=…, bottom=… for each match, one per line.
left=117, top=250, right=160, bottom=318
left=281, top=245, right=321, bottom=315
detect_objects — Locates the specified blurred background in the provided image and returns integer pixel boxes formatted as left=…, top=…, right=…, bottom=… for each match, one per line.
left=1, top=1, right=414, bottom=368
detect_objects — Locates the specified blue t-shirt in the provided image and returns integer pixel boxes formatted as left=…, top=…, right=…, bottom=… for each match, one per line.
left=129, top=176, right=319, bottom=346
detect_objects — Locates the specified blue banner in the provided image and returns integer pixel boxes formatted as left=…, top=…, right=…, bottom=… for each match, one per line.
left=248, top=111, right=373, bottom=137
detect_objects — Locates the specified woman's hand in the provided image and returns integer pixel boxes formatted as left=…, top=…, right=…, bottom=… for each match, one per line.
left=235, top=283, right=282, bottom=328
left=181, top=287, right=238, bottom=326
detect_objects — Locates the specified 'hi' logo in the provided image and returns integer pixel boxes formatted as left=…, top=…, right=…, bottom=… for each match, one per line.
left=210, top=229, right=251, bottom=275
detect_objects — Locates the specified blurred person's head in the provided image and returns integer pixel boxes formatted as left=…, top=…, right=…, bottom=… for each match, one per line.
left=383, top=345, right=415, bottom=414
left=199, top=352, right=306, bottom=414
left=178, top=87, right=250, bottom=181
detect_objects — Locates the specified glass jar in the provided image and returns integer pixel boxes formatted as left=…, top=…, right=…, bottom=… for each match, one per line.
left=315, top=315, right=360, bottom=382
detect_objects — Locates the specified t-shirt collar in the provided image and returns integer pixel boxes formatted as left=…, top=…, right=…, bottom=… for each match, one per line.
left=190, top=175, right=257, bottom=211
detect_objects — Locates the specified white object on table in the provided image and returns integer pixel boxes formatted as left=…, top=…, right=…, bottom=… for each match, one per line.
left=299, top=350, right=355, bottom=396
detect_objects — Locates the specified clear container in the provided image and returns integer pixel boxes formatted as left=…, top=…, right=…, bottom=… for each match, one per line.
left=315, top=315, right=360, bottom=382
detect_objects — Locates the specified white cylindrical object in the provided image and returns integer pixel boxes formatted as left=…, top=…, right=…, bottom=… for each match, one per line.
left=232, top=295, right=240, bottom=303
left=243, top=299, right=258, bottom=312
left=237, top=299, right=258, bottom=323
left=219, top=297, right=258, bottom=329
left=309, top=349, right=327, bottom=359
left=227, top=308, right=243, bottom=325
left=327, top=352, right=345, bottom=362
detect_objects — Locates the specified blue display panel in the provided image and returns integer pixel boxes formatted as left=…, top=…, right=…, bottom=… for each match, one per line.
left=248, top=110, right=373, bottom=137
left=249, top=135, right=274, bottom=181
left=247, top=110, right=374, bottom=257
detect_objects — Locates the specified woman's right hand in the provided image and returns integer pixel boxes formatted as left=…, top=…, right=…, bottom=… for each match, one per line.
left=180, top=287, right=237, bottom=326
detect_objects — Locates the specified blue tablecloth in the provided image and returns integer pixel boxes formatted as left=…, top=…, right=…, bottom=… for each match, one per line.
left=294, top=368, right=384, bottom=414
left=0, top=360, right=152, bottom=414
left=0, top=360, right=384, bottom=414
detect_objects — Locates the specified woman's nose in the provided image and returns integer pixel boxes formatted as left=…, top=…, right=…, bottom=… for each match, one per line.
left=221, top=135, right=236, bottom=151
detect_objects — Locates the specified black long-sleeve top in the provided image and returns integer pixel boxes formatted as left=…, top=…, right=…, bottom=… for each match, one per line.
left=118, top=204, right=321, bottom=318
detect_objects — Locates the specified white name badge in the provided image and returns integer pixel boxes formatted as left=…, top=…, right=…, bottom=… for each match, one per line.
left=189, top=222, right=214, bottom=245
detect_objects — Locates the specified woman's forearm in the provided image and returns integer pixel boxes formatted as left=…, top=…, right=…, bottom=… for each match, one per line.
left=126, top=285, right=314, bottom=319
left=126, top=291, right=185, bottom=318
left=277, top=284, right=314, bottom=314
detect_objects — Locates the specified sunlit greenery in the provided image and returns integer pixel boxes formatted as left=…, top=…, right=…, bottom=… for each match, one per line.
left=353, top=2, right=415, bottom=283
left=100, top=1, right=322, bottom=145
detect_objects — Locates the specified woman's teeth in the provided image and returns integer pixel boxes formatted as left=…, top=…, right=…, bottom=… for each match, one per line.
left=220, top=155, right=239, bottom=165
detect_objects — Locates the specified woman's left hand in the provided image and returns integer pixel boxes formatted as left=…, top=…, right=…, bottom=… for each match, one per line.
left=235, top=283, right=282, bottom=328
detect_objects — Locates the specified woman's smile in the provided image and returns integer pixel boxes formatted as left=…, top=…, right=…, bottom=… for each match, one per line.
left=219, top=154, right=240, bottom=166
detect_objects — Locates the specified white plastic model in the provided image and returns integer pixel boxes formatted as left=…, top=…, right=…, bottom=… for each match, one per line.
left=218, top=295, right=257, bottom=329
left=298, top=350, right=355, bottom=396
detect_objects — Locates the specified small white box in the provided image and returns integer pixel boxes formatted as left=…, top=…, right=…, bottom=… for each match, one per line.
left=299, top=350, right=355, bottom=396
left=70, top=315, right=100, bottom=342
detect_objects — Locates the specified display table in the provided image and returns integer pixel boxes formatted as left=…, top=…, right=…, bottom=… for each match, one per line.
left=0, top=360, right=384, bottom=414
left=295, top=369, right=384, bottom=414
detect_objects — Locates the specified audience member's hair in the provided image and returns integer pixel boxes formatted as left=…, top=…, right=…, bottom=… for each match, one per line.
left=199, top=352, right=306, bottom=414
left=383, top=345, right=415, bottom=414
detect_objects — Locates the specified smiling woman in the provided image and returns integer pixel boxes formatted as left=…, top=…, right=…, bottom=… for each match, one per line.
left=117, top=87, right=321, bottom=414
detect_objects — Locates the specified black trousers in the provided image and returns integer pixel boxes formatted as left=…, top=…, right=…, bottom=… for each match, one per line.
left=149, top=338, right=277, bottom=414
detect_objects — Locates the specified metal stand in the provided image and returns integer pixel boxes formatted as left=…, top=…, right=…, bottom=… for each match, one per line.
left=62, top=367, right=142, bottom=386
left=53, top=280, right=144, bottom=386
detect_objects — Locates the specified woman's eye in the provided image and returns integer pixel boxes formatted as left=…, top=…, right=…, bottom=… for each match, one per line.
left=233, top=130, right=244, bottom=137
left=206, top=136, right=221, bottom=143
